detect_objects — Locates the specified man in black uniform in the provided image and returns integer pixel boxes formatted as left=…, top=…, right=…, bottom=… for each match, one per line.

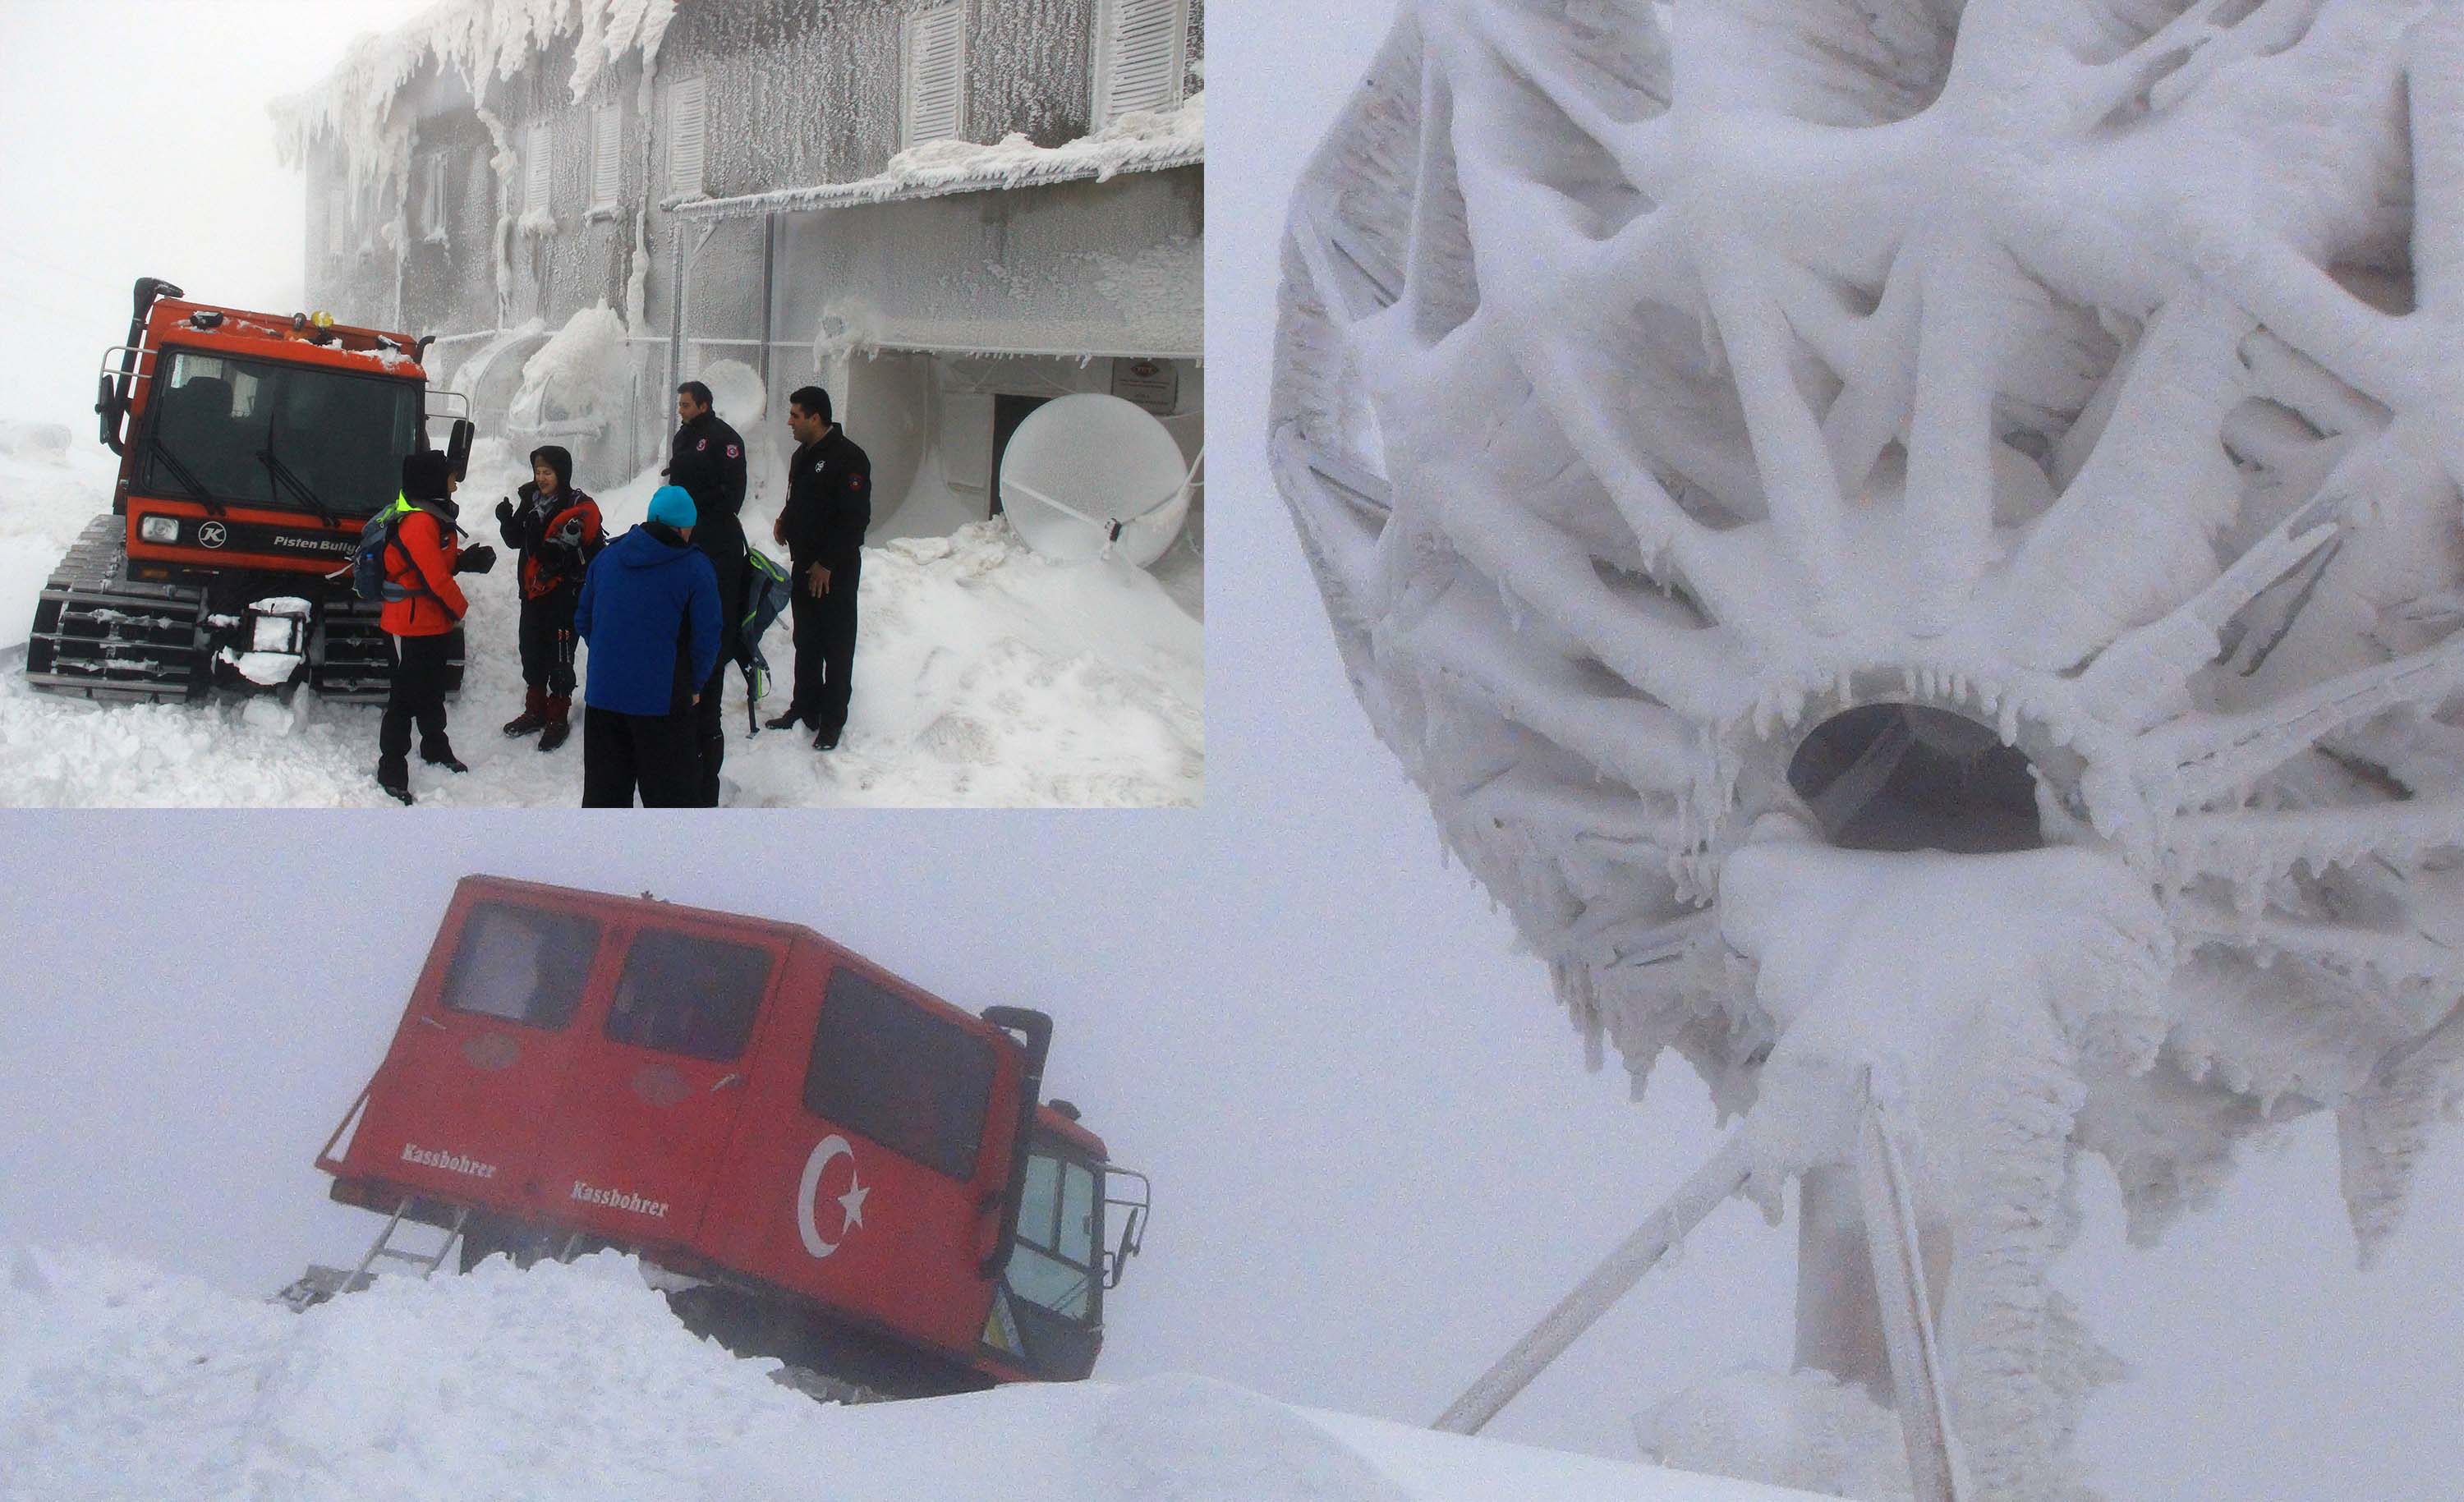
left=769, top=384, right=871, bottom=750
left=665, top=379, right=747, bottom=805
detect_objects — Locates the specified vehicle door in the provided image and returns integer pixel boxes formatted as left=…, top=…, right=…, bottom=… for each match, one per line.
left=530, top=917, right=784, bottom=1247
left=351, top=891, right=616, bottom=1215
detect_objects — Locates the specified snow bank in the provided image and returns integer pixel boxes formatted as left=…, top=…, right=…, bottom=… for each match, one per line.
left=510, top=303, right=632, bottom=438
left=0, top=1246, right=1826, bottom=1502
left=0, top=448, right=1200, bottom=807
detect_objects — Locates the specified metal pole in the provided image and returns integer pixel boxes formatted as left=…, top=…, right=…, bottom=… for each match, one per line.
left=756, top=210, right=778, bottom=397
left=666, top=220, right=687, bottom=402
left=1855, top=1091, right=1967, bottom=1502
left=1433, top=1131, right=1753, bottom=1435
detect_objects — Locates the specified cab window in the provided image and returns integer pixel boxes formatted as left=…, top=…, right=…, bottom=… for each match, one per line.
left=439, top=903, right=600, bottom=1029
left=1008, top=1147, right=1101, bottom=1321
left=802, top=967, right=995, bottom=1179
left=604, top=929, right=771, bottom=1062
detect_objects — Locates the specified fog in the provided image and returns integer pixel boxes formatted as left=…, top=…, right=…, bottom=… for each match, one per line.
left=0, top=0, right=429, bottom=434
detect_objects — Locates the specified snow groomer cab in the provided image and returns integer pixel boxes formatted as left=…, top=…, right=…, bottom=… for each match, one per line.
left=312, top=875, right=1149, bottom=1397
left=25, top=275, right=475, bottom=702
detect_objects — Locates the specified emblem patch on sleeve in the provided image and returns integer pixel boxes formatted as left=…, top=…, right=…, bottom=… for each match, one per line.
left=726, top=443, right=740, bottom=458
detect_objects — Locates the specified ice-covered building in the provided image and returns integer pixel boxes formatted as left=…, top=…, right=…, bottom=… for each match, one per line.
left=276, top=0, right=1203, bottom=546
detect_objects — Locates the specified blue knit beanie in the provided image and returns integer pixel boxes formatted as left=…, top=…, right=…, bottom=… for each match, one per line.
left=647, top=485, right=696, bottom=529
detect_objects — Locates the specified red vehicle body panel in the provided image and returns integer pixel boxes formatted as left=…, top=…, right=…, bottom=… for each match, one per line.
left=111, top=296, right=429, bottom=578
left=324, top=876, right=1085, bottom=1385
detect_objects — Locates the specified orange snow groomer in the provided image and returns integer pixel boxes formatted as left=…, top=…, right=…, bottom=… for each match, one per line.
left=375, top=451, right=495, bottom=803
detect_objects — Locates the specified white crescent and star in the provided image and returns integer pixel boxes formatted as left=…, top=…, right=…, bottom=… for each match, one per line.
left=795, top=1134, right=871, bottom=1258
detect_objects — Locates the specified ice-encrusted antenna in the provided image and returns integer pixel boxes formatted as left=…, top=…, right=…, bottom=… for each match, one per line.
left=1273, top=2, right=2464, bottom=1497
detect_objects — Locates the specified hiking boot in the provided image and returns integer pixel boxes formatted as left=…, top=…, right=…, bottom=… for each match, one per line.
left=765, top=707, right=809, bottom=731
left=537, top=695, right=572, bottom=754
left=812, top=724, right=843, bottom=751
left=377, top=758, right=414, bottom=806
left=422, top=745, right=470, bottom=774
left=503, top=686, right=548, bottom=737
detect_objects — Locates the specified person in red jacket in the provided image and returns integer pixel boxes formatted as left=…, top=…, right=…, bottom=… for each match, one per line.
left=377, top=451, right=495, bottom=804
left=493, top=444, right=604, bottom=754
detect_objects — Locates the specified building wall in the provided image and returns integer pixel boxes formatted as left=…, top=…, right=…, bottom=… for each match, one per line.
left=299, top=0, right=1205, bottom=508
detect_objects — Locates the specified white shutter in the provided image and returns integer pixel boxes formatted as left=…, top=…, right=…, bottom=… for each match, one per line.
left=668, top=77, right=707, bottom=196
left=526, top=125, right=552, bottom=215
left=1096, top=0, right=1187, bottom=124
left=592, top=104, right=623, bottom=207
left=902, top=6, right=967, bottom=149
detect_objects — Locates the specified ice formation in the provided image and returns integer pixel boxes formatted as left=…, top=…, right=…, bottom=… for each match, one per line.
left=1270, top=2, right=2464, bottom=1497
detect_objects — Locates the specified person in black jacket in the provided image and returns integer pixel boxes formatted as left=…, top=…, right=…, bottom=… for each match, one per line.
left=494, top=444, right=605, bottom=754
left=767, top=384, right=871, bottom=750
left=666, top=380, right=748, bottom=804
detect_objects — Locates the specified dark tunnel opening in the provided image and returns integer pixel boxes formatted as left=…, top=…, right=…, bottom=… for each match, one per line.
left=1785, top=703, right=2046, bottom=855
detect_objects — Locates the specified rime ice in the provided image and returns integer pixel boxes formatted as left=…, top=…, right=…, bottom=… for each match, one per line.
left=1271, top=2, right=2464, bottom=1497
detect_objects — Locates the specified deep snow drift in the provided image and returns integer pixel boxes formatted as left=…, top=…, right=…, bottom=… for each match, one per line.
left=0, top=429, right=1202, bottom=806
left=0, top=1246, right=1824, bottom=1502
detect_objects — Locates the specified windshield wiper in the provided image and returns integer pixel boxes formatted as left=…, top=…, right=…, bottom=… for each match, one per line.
left=255, top=414, right=339, bottom=529
left=149, top=434, right=226, bottom=517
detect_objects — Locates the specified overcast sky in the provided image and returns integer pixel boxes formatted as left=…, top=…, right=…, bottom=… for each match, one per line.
left=0, top=0, right=430, bottom=434
left=2, top=3, right=2462, bottom=1500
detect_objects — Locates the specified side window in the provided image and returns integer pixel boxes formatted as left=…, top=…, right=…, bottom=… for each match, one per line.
left=591, top=104, right=623, bottom=210
left=900, top=5, right=967, bottom=149
left=526, top=124, right=552, bottom=216
left=1094, top=0, right=1188, bottom=125
left=439, top=903, right=601, bottom=1030
left=667, top=77, right=707, bottom=197
left=1008, top=1148, right=1099, bottom=1319
left=604, top=929, right=772, bottom=1063
left=802, top=967, right=995, bottom=1178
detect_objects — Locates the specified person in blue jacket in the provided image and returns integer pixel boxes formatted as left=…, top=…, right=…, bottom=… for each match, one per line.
left=573, top=485, right=721, bottom=807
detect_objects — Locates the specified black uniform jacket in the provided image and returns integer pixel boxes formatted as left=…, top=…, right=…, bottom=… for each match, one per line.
left=779, top=428, right=872, bottom=572
left=666, top=411, right=747, bottom=519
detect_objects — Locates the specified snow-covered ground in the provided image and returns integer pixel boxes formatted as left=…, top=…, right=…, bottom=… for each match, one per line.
left=0, top=429, right=1202, bottom=806
left=0, top=1247, right=1821, bottom=1502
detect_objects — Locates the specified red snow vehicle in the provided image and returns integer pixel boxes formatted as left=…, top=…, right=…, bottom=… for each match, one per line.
left=25, top=276, right=475, bottom=701
left=291, top=875, right=1150, bottom=1398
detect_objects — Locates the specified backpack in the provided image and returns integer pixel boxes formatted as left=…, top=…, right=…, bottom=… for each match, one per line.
left=738, top=546, right=794, bottom=728
left=352, top=498, right=455, bottom=604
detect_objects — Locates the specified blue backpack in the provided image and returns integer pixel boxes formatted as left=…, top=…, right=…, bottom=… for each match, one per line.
left=351, top=498, right=434, bottom=604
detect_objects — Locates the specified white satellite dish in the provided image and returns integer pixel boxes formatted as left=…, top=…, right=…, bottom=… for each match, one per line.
left=998, top=393, right=1191, bottom=568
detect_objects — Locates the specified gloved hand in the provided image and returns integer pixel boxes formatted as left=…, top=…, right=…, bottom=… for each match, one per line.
left=454, top=544, right=499, bottom=576
left=495, top=498, right=514, bottom=523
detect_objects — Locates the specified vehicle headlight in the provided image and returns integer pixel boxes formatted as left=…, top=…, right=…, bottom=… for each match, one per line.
left=139, top=516, right=178, bottom=544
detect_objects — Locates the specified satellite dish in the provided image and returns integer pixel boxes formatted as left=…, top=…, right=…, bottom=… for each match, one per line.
left=998, top=393, right=1190, bottom=567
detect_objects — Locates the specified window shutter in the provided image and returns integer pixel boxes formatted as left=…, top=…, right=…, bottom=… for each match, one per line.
left=526, top=125, right=551, bottom=215
left=592, top=105, right=623, bottom=207
left=668, top=78, right=707, bottom=197
left=902, top=6, right=967, bottom=149
left=1096, top=0, right=1187, bottom=124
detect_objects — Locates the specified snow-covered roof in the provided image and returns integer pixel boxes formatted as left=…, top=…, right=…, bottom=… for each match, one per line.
left=669, top=90, right=1206, bottom=222
left=271, top=0, right=680, bottom=174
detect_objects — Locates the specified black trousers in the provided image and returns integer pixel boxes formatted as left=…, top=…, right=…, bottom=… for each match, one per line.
left=380, top=629, right=461, bottom=768
left=581, top=704, right=701, bottom=807
left=791, top=554, right=860, bottom=734
left=517, top=589, right=581, bottom=696
left=692, top=662, right=729, bottom=807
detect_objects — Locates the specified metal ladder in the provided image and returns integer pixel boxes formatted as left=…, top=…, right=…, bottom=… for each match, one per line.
left=277, top=1199, right=471, bottom=1311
